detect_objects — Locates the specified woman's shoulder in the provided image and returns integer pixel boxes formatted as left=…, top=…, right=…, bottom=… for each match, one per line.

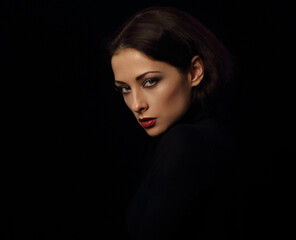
left=146, top=117, right=237, bottom=188
left=152, top=121, right=215, bottom=172
left=157, top=122, right=208, bottom=156
left=159, top=117, right=231, bottom=150
left=145, top=119, right=228, bottom=190
left=153, top=117, right=236, bottom=169
left=162, top=122, right=204, bottom=143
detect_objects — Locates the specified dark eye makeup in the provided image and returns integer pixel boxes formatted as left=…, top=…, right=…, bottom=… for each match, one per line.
left=142, top=77, right=161, bottom=88
left=115, top=77, right=162, bottom=95
left=114, top=85, right=131, bottom=94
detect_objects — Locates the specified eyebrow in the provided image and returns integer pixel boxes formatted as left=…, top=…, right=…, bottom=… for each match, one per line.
left=115, top=71, right=162, bottom=84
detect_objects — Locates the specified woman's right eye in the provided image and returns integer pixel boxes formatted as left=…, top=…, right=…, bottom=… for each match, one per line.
left=116, top=85, right=131, bottom=94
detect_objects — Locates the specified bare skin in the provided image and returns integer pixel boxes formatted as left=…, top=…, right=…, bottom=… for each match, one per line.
left=111, top=48, right=204, bottom=137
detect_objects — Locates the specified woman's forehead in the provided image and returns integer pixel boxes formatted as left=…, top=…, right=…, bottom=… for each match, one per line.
left=111, top=48, right=173, bottom=81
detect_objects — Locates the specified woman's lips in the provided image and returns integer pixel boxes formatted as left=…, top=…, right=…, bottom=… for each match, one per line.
left=139, top=118, right=157, bottom=128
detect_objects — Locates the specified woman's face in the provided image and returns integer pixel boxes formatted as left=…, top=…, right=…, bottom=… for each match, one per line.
left=111, top=48, right=201, bottom=137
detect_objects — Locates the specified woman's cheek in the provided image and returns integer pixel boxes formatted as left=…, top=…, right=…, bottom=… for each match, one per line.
left=122, top=95, right=133, bottom=111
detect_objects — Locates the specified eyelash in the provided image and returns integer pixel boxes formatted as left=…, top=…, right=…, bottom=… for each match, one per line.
left=115, top=77, right=160, bottom=95
left=143, top=78, right=159, bottom=88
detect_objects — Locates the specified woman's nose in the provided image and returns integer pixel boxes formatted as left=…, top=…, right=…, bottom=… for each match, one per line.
left=130, top=91, right=149, bottom=114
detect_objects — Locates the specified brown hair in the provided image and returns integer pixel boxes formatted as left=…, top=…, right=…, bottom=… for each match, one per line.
left=108, top=6, right=232, bottom=106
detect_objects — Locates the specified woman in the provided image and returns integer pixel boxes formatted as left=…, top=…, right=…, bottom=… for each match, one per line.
left=109, top=6, right=242, bottom=240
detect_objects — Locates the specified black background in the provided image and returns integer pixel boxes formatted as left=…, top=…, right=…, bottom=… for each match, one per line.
left=1, top=0, right=294, bottom=239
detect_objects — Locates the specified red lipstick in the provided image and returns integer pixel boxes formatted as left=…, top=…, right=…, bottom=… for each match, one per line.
left=139, top=118, right=157, bottom=128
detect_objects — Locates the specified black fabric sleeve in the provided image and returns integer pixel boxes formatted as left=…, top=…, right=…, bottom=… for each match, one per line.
left=126, top=124, right=218, bottom=240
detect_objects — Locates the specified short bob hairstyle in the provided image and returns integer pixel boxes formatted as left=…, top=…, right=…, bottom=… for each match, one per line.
left=108, top=6, right=232, bottom=105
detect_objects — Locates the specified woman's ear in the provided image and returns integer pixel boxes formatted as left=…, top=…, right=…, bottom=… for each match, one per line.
left=188, top=55, right=204, bottom=87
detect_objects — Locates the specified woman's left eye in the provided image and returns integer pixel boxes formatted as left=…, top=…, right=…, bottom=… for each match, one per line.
left=143, top=78, right=159, bottom=88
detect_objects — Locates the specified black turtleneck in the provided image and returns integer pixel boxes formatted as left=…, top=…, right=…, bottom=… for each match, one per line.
left=124, top=103, right=242, bottom=240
